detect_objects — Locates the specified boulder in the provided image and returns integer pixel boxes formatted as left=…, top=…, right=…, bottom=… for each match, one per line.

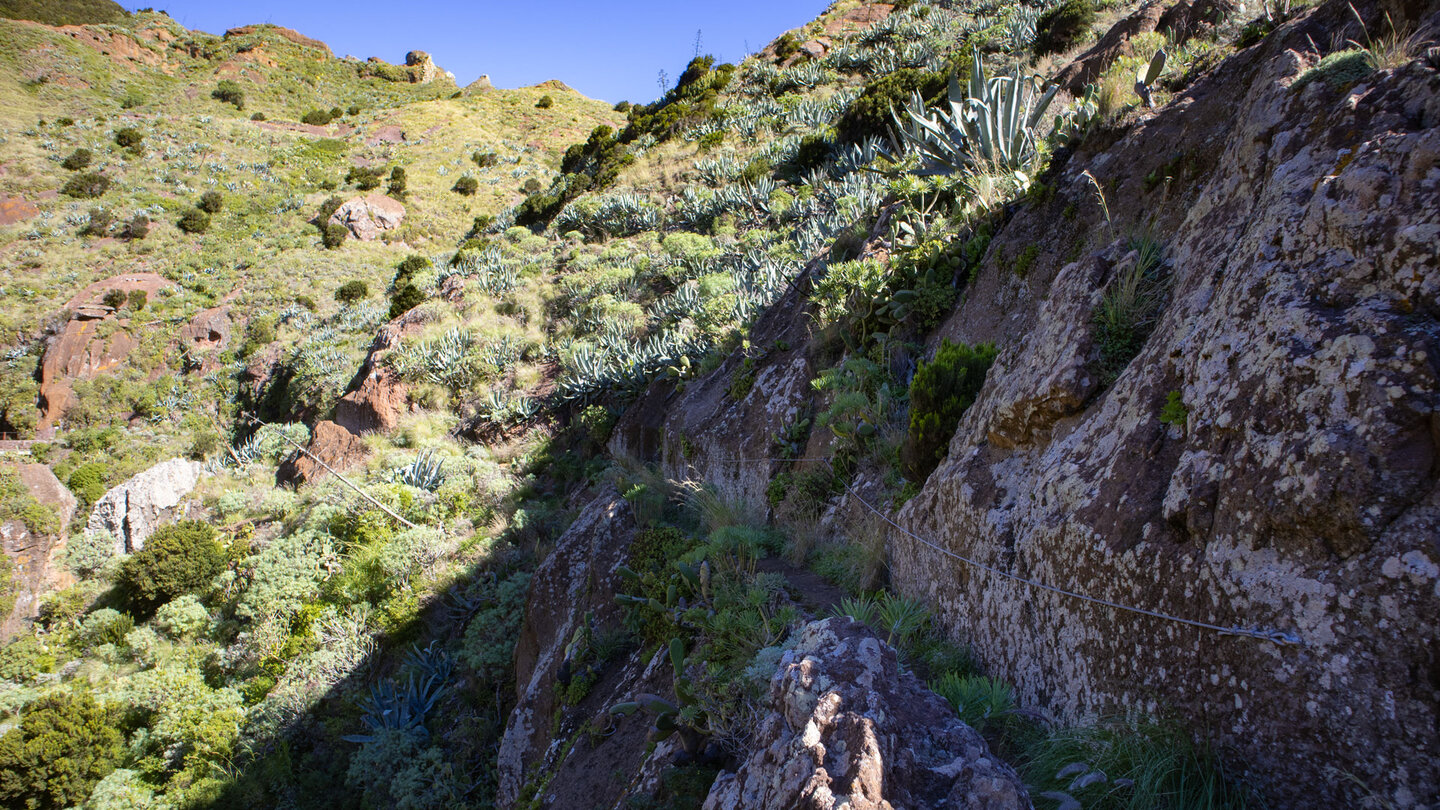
left=0, top=195, right=39, bottom=226
left=276, top=420, right=368, bottom=486
left=705, top=618, right=1030, bottom=810
left=328, top=193, right=405, bottom=242
left=179, top=305, right=234, bottom=371
left=86, top=458, right=203, bottom=554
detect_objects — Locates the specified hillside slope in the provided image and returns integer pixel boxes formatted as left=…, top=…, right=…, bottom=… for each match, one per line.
left=0, top=0, right=1435, bottom=808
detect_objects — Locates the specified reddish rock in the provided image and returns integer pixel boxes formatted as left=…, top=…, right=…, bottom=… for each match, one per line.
left=1, top=464, right=76, bottom=640
left=334, top=367, right=408, bottom=435
left=37, top=273, right=176, bottom=432
left=0, top=195, right=39, bottom=226
left=367, top=125, right=406, bottom=146
left=277, top=421, right=368, bottom=486
left=823, top=4, right=894, bottom=36
left=224, top=24, right=333, bottom=56
left=179, top=305, right=234, bottom=371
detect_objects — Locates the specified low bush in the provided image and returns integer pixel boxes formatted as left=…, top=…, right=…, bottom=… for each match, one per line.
left=386, top=166, right=407, bottom=198
left=119, top=520, right=225, bottom=611
left=335, top=280, right=369, bottom=304
left=101, top=288, right=126, bottom=309
left=114, top=127, right=143, bottom=148
left=62, top=171, right=110, bottom=198
left=837, top=68, right=948, bottom=144
left=67, top=462, right=108, bottom=506
left=177, top=208, right=210, bottom=234
left=1033, top=0, right=1098, bottom=56
left=346, top=166, right=383, bottom=191
left=0, top=693, right=125, bottom=809
left=197, top=190, right=224, bottom=213
left=301, top=109, right=336, bottom=126
left=536, top=94, right=554, bottom=108
left=453, top=176, right=479, bottom=196
left=212, top=79, right=245, bottom=109
left=61, top=148, right=92, bottom=171
left=82, top=207, right=112, bottom=237
left=322, top=223, right=349, bottom=248
left=901, top=340, right=997, bottom=482
left=125, top=214, right=149, bottom=240
left=472, top=150, right=498, bottom=168
left=127, top=289, right=147, bottom=311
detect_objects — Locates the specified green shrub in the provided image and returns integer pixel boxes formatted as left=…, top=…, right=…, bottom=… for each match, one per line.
left=901, top=340, right=997, bottom=482
left=211, top=80, right=245, bottom=109
left=197, top=190, right=224, bottom=213
left=0, top=693, right=124, bottom=809
left=1034, top=0, right=1098, bottom=56
left=773, top=32, right=803, bottom=62
left=83, top=207, right=112, bottom=237
left=0, top=635, right=56, bottom=682
left=127, top=289, right=146, bottom=311
left=239, top=316, right=277, bottom=357
left=60, top=148, right=92, bottom=171
left=80, top=607, right=133, bottom=647
left=388, top=285, right=425, bottom=319
left=536, top=94, right=554, bottom=108
left=335, top=280, right=369, bottom=304
left=250, top=111, right=267, bottom=121
left=453, top=176, right=479, bottom=196
left=346, top=166, right=383, bottom=191
left=522, top=177, right=541, bottom=194
left=386, top=166, right=407, bottom=198
left=65, top=529, right=116, bottom=577
left=613, top=100, right=632, bottom=112
left=67, top=462, right=108, bottom=506
left=347, top=103, right=362, bottom=116
left=1159, top=390, right=1188, bottom=427
left=61, top=171, right=110, bottom=198
left=457, top=571, right=532, bottom=680
left=322, top=223, right=349, bottom=248
left=176, top=207, right=210, bottom=234
left=317, top=195, right=344, bottom=222
left=125, top=214, right=149, bottom=240
left=154, top=594, right=211, bottom=640
left=1293, top=49, right=1372, bottom=91
left=472, top=150, right=498, bottom=168
left=837, top=68, right=948, bottom=144
left=1093, top=239, right=1166, bottom=387
left=101, top=288, right=126, bottom=309
left=120, top=520, right=225, bottom=610
left=119, top=88, right=146, bottom=109
left=113, top=127, right=143, bottom=148
left=295, top=294, right=317, bottom=311
left=301, top=109, right=335, bottom=126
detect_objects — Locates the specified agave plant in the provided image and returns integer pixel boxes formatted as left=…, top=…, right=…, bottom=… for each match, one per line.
left=394, top=448, right=446, bottom=491
left=343, top=642, right=452, bottom=744
left=891, top=49, right=1060, bottom=175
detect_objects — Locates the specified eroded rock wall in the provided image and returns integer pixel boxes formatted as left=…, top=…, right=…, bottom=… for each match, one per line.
left=889, top=1, right=1440, bottom=806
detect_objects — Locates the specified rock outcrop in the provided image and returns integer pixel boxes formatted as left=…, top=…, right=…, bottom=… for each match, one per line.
left=37, top=273, right=177, bottom=433
left=890, top=2, right=1440, bottom=806
left=276, top=420, right=368, bottom=486
left=86, top=458, right=204, bottom=553
left=706, top=618, right=1030, bottom=810
left=334, top=367, right=408, bottom=435
left=328, top=193, right=405, bottom=241
left=1052, top=1, right=1168, bottom=94
left=497, top=489, right=640, bottom=806
left=1, top=464, right=76, bottom=639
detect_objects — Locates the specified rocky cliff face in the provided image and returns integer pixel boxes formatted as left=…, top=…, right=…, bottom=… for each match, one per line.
left=612, top=0, right=1440, bottom=805
left=892, top=2, right=1440, bottom=805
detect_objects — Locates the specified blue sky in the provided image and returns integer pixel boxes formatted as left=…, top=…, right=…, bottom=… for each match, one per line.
left=131, top=1, right=831, bottom=103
